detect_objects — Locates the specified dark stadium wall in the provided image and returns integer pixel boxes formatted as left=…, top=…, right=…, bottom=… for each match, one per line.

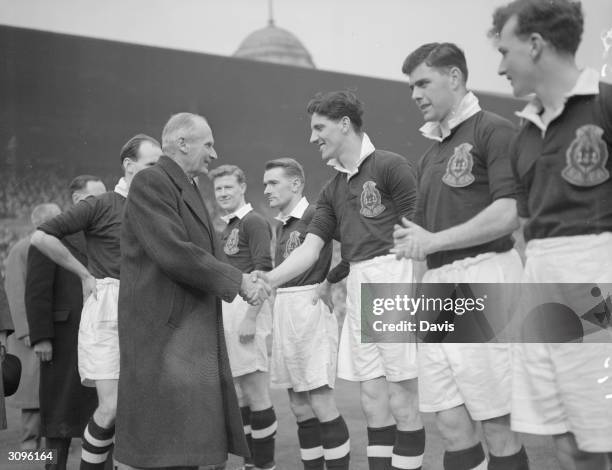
left=0, top=25, right=522, bottom=215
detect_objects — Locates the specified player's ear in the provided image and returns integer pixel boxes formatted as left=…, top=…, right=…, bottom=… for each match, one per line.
left=529, top=32, right=545, bottom=60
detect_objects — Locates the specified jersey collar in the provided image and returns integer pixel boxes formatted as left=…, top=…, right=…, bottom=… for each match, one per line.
left=220, top=203, right=253, bottom=224
left=114, top=177, right=129, bottom=198
left=515, top=68, right=600, bottom=134
left=328, top=133, right=376, bottom=180
left=419, top=91, right=481, bottom=142
left=275, top=197, right=309, bottom=225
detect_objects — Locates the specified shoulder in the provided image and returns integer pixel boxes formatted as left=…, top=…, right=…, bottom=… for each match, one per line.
left=300, top=205, right=317, bottom=224
left=242, top=211, right=270, bottom=230
left=476, top=110, right=516, bottom=132
left=372, top=149, right=408, bottom=164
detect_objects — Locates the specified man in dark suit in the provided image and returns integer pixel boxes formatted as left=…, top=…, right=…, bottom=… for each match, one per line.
left=26, top=176, right=105, bottom=470
left=116, top=112, right=270, bottom=470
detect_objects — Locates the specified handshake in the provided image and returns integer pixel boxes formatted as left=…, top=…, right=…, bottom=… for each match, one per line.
left=240, top=271, right=273, bottom=306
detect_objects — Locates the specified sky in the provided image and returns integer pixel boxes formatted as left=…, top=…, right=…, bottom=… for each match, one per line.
left=1, top=0, right=611, bottom=95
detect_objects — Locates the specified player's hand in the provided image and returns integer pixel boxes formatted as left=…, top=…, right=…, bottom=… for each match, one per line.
left=241, top=273, right=271, bottom=306
left=238, top=308, right=258, bottom=344
left=312, top=280, right=334, bottom=312
left=82, top=274, right=97, bottom=301
left=34, top=339, right=53, bottom=362
left=391, top=218, right=433, bottom=261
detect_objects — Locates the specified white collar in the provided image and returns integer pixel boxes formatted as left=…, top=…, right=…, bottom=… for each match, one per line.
left=328, top=133, right=376, bottom=180
left=419, top=91, right=481, bottom=142
left=220, top=203, right=253, bottom=224
left=114, top=177, right=129, bottom=198
left=275, top=197, right=309, bottom=225
left=515, top=68, right=600, bottom=134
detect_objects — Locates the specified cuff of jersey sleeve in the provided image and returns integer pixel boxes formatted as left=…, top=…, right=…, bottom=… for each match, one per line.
left=306, top=227, right=331, bottom=244
left=37, top=224, right=62, bottom=239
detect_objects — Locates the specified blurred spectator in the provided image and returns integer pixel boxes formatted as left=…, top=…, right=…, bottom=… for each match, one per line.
left=0, top=279, right=15, bottom=430
left=4, top=203, right=62, bottom=450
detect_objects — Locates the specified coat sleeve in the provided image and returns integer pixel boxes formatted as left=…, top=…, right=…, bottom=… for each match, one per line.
left=0, top=282, right=14, bottom=334
left=4, top=241, right=29, bottom=339
left=25, top=245, right=57, bottom=345
left=126, top=169, right=243, bottom=300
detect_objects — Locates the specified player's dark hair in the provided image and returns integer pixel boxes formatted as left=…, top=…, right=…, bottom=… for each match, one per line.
left=402, top=42, right=469, bottom=83
left=488, top=0, right=583, bottom=55
left=68, top=174, right=102, bottom=194
left=306, top=90, right=364, bottom=132
left=120, top=134, right=161, bottom=164
left=209, top=164, right=247, bottom=185
left=264, top=158, right=305, bottom=186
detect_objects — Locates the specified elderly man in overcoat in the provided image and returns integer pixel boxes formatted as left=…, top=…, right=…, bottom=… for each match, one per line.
left=116, top=112, right=269, bottom=469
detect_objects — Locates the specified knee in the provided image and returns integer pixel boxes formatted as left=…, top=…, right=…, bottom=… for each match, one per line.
left=360, top=390, right=391, bottom=426
left=388, top=382, right=420, bottom=428
left=241, top=374, right=271, bottom=410
left=436, top=410, right=478, bottom=451
left=289, top=400, right=315, bottom=422
left=310, top=390, right=339, bottom=422
left=95, top=398, right=117, bottom=427
left=482, top=415, right=521, bottom=456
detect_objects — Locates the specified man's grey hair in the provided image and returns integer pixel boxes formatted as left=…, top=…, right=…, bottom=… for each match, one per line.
left=161, top=113, right=208, bottom=156
left=31, top=203, right=61, bottom=227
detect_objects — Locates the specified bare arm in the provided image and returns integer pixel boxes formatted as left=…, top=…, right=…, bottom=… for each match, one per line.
left=31, top=231, right=91, bottom=281
left=264, top=234, right=325, bottom=288
left=393, top=198, right=519, bottom=260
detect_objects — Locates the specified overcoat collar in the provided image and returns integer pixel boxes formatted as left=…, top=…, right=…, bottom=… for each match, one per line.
left=157, top=155, right=213, bottom=233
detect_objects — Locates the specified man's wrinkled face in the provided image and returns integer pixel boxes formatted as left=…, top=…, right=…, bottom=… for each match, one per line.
left=188, top=123, right=218, bottom=176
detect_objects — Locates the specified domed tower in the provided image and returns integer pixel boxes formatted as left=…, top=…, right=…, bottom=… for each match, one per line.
left=233, top=1, right=315, bottom=68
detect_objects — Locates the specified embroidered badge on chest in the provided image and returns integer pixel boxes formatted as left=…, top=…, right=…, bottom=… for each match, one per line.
left=442, top=143, right=476, bottom=188
left=283, top=231, right=302, bottom=259
left=360, top=181, right=386, bottom=218
left=561, top=124, right=610, bottom=187
left=224, top=228, right=240, bottom=255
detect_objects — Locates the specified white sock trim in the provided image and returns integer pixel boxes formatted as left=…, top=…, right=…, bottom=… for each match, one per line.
left=251, top=420, right=278, bottom=439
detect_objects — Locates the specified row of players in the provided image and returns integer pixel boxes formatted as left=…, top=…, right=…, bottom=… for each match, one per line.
left=26, top=0, right=612, bottom=469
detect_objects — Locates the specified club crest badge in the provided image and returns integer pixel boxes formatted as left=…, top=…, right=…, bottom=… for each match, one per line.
left=224, top=228, right=240, bottom=255
left=283, top=231, right=302, bottom=259
left=360, top=181, right=385, bottom=218
left=442, top=143, right=476, bottom=188
left=562, top=125, right=610, bottom=187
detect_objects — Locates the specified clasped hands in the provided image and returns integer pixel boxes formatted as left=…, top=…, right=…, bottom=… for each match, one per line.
left=391, top=217, right=436, bottom=261
left=240, top=272, right=272, bottom=306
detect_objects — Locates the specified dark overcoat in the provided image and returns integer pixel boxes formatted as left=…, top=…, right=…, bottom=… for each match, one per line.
left=116, top=156, right=249, bottom=467
left=25, top=234, right=98, bottom=437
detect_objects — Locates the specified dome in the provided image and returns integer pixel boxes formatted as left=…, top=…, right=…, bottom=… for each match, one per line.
left=234, top=22, right=315, bottom=68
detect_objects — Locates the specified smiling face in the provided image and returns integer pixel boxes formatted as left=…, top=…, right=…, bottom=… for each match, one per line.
left=408, top=62, right=456, bottom=123
left=213, top=174, right=245, bottom=214
left=309, top=113, right=347, bottom=162
left=495, top=15, right=537, bottom=97
left=263, top=166, right=299, bottom=212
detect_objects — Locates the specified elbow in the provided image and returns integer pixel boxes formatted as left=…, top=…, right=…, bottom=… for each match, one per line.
left=500, top=201, right=520, bottom=233
left=30, top=230, right=45, bottom=247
